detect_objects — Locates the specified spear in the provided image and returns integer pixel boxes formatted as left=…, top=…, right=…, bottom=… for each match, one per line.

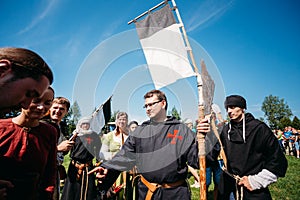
left=170, top=0, right=215, bottom=198
left=196, top=60, right=215, bottom=199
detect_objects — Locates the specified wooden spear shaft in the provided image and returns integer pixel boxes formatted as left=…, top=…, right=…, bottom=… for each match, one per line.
left=196, top=73, right=207, bottom=200
left=171, top=0, right=206, bottom=198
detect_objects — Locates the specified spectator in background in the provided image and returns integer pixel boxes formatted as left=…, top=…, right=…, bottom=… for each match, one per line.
left=128, top=120, right=139, bottom=133
left=205, top=137, right=221, bottom=200
left=283, top=126, right=293, bottom=155
left=100, top=112, right=129, bottom=161
left=292, top=128, right=299, bottom=158
left=212, top=103, right=225, bottom=127
left=205, top=112, right=223, bottom=200
left=99, top=112, right=129, bottom=199
left=127, top=120, right=139, bottom=199
left=42, top=97, right=74, bottom=200
left=274, top=130, right=284, bottom=152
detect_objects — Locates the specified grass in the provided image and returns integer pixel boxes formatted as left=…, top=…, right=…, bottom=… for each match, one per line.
left=62, top=155, right=299, bottom=200
left=269, top=156, right=299, bottom=200
left=189, top=156, right=300, bottom=200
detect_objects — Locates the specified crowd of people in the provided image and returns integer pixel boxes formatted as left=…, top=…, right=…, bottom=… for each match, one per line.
left=274, top=126, right=300, bottom=158
left=0, top=46, right=290, bottom=200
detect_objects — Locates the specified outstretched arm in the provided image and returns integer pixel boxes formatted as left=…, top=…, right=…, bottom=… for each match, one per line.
left=88, top=167, right=108, bottom=183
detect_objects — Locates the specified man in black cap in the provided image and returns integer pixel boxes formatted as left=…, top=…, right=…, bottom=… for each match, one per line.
left=198, top=95, right=288, bottom=200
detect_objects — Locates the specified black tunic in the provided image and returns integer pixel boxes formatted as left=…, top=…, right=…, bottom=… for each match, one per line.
left=61, top=132, right=101, bottom=200
left=100, top=117, right=198, bottom=200
left=218, top=113, right=288, bottom=200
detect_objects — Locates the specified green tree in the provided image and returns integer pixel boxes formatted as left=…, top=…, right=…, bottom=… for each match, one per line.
left=169, top=106, right=181, bottom=120
left=70, top=101, right=81, bottom=125
left=110, top=110, right=119, bottom=122
left=62, top=101, right=81, bottom=136
left=61, top=110, right=75, bottom=136
left=278, top=117, right=292, bottom=130
left=292, top=116, right=300, bottom=130
left=261, top=95, right=293, bottom=129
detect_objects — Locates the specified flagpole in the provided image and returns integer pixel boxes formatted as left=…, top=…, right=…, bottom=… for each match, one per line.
left=127, top=0, right=168, bottom=25
left=170, top=0, right=199, bottom=74
left=92, top=95, right=113, bottom=116
left=170, top=1, right=207, bottom=199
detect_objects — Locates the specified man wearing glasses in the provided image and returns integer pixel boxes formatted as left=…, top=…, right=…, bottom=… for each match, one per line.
left=90, top=89, right=201, bottom=200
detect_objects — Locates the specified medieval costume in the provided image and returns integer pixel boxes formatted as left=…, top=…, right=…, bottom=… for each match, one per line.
left=61, top=117, right=102, bottom=200
left=0, top=118, right=57, bottom=200
left=41, top=116, right=68, bottom=200
left=99, top=112, right=129, bottom=200
left=99, top=116, right=198, bottom=200
left=218, top=112, right=288, bottom=200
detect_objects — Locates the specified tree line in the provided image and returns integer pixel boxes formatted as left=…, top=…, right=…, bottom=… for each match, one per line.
left=2, top=94, right=297, bottom=135
left=262, top=95, right=300, bottom=130
left=66, top=95, right=300, bottom=133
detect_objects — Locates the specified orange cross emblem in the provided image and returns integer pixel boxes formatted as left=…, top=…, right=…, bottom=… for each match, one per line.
left=167, top=130, right=183, bottom=144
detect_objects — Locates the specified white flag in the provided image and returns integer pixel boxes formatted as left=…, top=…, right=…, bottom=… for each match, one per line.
left=135, top=4, right=195, bottom=89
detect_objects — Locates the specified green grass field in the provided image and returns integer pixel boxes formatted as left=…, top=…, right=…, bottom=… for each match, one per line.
left=63, top=155, right=299, bottom=200
left=189, top=156, right=299, bottom=200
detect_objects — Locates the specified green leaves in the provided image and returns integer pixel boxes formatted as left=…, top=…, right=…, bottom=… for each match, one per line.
left=261, top=95, right=293, bottom=129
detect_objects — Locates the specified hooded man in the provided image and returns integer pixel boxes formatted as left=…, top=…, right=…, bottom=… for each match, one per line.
left=217, top=95, right=287, bottom=199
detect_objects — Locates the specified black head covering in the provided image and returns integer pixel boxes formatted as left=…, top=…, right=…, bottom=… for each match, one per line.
left=224, top=95, right=247, bottom=109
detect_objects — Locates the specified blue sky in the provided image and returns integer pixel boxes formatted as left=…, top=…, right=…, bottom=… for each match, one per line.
left=1, top=0, right=299, bottom=124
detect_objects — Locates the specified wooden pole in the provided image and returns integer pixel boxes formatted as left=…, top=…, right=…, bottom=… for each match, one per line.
left=170, top=0, right=206, bottom=199
left=170, top=0, right=198, bottom=74
left=210, top=118, right=227, bottom=168
left=196, top=74, right=207, bottom=200
left=197, top=104, right=207, bottom=200
left=171, top=1, right=206, bottom=199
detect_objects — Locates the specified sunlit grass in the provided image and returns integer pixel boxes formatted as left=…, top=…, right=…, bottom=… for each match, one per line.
left=62, top=155, right=299, bottom=200
left=189, top=156, right=299, bottom=200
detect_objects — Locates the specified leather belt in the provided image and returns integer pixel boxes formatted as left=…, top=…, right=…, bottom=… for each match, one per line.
left=140, top=175, right=185, bottom=200
left=71, top=160, right=92, bottom=180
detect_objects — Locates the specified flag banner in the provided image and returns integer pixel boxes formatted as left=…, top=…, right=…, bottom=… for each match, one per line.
left=134, top=3, right=195, bottom=89
left=89, top=96, right=112, bottom=134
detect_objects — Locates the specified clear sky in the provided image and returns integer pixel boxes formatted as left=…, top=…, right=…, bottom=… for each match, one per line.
left=1, top=0, right=299, bottom=124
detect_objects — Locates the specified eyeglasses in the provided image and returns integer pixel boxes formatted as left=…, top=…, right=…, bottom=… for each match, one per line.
left=143, top=100, right=162, bottom=109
